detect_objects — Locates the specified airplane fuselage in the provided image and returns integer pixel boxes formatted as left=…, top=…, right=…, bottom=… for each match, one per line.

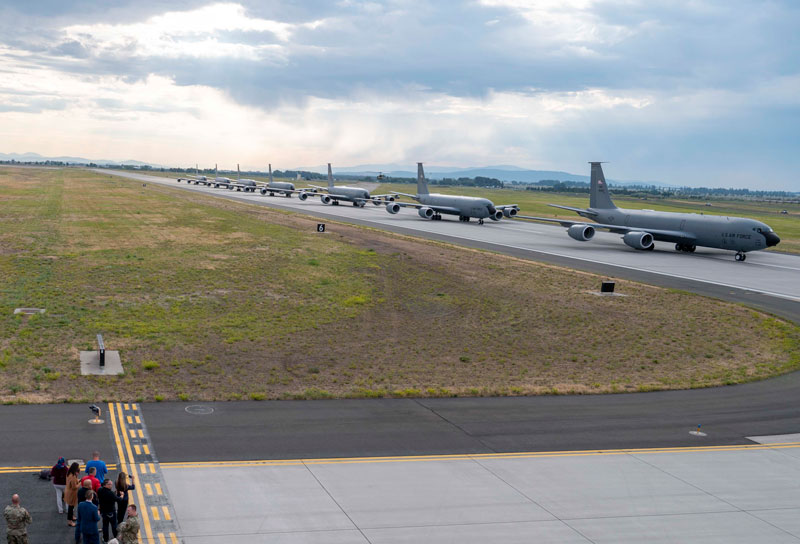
left=590, top=207, right=779, bottom=252
left=328, top=185, right=371, bottom=202
left=418, top=193, right=495, bottom=218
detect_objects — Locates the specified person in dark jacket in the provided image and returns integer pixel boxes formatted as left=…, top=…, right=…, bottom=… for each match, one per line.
left=51, top=457, right=68, bottom=514
left=114, top=472, right=135, bottom=524
left=75, top=490, right=100, bottom=544
left=97, top=479, right=123, bottom=542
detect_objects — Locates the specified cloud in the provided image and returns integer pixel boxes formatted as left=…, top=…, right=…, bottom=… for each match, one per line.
left=0, top=1, right=798, bottom=189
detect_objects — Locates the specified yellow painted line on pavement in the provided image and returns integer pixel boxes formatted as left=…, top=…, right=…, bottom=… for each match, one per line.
left=149, top=463, right=155, bottom=474
left=134, top=445, right=141, bottom=455
left=140, top=463, right=148, bottom=474
left=127, top=416, right=133, bottom=425
left=158, top=533, right=167, bottom=544
left=115, top=402, right=154, bottom=544
left=155, top=483, right=162, bottom=495
left=132, top=403, right=138, bottom=410
left=129, top=429, right=136, bottom=438
left=162, top=506, right=171, bottom=521
left=0, top=464, right=119, bottom=475
left=145, top=483, right=153, bottom=496
left=124, top=403, right=130, bottom=410
left=138, top=429, right=144, bottom=439
left=160, top=441, right=800, bottom=469
left=143, top=444, right=150, bottom=455
left=170, top=533, right=179, bottom=544
left=151, top=506, right=160, bottom=521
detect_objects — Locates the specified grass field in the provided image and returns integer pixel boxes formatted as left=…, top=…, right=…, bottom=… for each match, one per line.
left=376, top=182, right=800, bottom=254
left=1, top=167, right=798, bottom=403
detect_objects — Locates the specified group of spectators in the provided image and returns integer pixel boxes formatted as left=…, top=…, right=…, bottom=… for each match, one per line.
left=4, top=451, right=140, bottom=544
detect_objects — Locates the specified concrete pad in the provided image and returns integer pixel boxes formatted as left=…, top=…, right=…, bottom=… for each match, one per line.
left=306, top=458, right=554, bottom=529
left=633, top=449, right=800, bottom=510
left=749, top=508, right=800, bottom=539
left=79, top=350, right=123, bottom=375
left=569, top=511, right=800, bottom=543
left=180, top=530, right=369, bottom=544
left=748, top=433, right=800, bottom=444
left=162, top=465, right=357, bottom=537
left=477, top=454, right=733, bottom=519
left=364, top=520, right=590, bottom=543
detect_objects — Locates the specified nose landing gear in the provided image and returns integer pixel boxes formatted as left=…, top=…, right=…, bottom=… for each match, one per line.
left=735, top=251, right=747, bottom=262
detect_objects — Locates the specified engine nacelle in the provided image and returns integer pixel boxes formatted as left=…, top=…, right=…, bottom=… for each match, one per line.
left=320, top=195, right=332, bottom=205
left=298, top=191, right=308, bottom=201
left=502, top=207, right=518, bottom=218
left=418, top=207, right=434, bottom=219
left=567, top=224, right=595, bottom=241
left=490, top=210, right=503, bottom=221
left=386, top=203, right=401, bottom=214
left=260, top=188, right=267, bottom=195
left=623, top=231, right=654, bottom=250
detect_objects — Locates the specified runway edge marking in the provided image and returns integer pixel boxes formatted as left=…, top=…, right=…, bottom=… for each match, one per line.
left=159, top=441, right=800, bottom=469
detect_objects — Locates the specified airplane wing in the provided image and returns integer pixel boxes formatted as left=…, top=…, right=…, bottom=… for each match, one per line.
left=548, top=204, right=599, bottom=217
left=517, top=215, right=697, bottom=243
left=390, top=191, right=417, bottom=199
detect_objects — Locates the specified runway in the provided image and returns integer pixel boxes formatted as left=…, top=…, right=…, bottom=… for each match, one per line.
left=96, top=169, right=800, bottom=323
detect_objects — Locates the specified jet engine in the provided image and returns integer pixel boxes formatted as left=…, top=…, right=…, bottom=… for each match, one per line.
left=622, top=231, right=654, bottom=250
left=386, top=203, right=401, bottom=214
left=490, top=210, right=503, bottom=221
left=502, top=207, right=518, bottom=218
left=567, top=224, right=595, bottom=241
left=297, top=191, right=308, bottom=201
left=260, top=188, right=267, bottom=195
left=320, top=195, right=332, bottom=205
left=418, top=207, right=435, bottom=219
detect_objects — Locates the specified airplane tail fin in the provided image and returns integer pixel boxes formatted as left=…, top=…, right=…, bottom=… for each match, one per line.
left=237, top=163, right=240, bottom=181
left=589, top=162, right=617, bottom=209
left=268, top=164, right=273, bottom=184
left=215, top=163, right=218, bottom=177
left=327, top=163, right=334, bottom=190
left=416, top=163, right=429, bottom=195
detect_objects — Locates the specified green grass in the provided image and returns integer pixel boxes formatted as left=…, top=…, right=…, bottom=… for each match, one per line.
left=0, top=167, right=798, bottom=402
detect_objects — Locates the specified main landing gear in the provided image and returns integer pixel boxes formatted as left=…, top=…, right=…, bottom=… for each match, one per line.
left=735, top=251, right=747, bottom=262
left=675, top=243, right=696, bottom=253
left=478, top=218, right=484, bottom=225
left=458, top=216, right=470, bottom=222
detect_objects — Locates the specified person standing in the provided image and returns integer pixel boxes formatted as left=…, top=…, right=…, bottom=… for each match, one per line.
left=4, top=494, right=32, bottom=544
left=51, top=457, right=68, bottom=514
left=97, top=479, right=123, bottom=543
left=114, top=473, right=135, bottom=524
left=85, top=452, right=108, bottom=485
left=65, top=462, right=81, bottom=527
left=75, top=490, right=100, bottom=544
left=80, top=467, right=101, bottom=492
left=116, top=505, right=139, bottom=544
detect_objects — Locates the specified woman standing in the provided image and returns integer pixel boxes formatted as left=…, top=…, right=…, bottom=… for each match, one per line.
left=115, top=472, right=136, bottom=524
left=50, top=457, right=68, bottom=514
left=64, top=462, right=80, bottom=526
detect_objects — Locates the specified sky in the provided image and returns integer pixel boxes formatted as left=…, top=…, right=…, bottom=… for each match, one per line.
left=0, top=1, right=798, bottom=189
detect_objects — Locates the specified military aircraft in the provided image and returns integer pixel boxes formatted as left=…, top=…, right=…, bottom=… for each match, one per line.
left=259, top=164, right=299, bottom=197
left=385, top=163, right=519, bottom=224
left=299, top=164, right=393, bottom=207
left=177, top=164, right=210, bottom=185
left=520, top=162, right=780, bottom=261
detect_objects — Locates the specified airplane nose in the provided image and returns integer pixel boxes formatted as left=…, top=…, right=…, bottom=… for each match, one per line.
left=764, top=232, right=781, bottom=247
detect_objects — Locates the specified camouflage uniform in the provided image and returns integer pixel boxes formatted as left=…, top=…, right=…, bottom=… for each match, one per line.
left=117, top=514, right=139, bottom=544
left=4, top=504, right=32, bottom=544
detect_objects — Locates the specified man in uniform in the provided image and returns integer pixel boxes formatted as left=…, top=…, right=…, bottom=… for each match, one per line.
left=117, top=504, right=139, bottom=544
left=4, top=494, right=32, bottom=544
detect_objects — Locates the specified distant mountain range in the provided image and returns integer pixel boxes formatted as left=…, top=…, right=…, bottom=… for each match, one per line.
left=295, top=163, right=667, bottom=187
left=0, top=152, right=157, bottom=168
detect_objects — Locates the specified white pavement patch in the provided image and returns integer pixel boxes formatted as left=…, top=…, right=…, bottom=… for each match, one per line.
left=161, top=446, right=800, bottom=543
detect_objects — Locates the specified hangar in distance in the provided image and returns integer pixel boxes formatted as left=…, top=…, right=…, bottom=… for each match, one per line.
left=521, top=162, right=780, bottom=261
left=386, top=163, right=519, bottom=224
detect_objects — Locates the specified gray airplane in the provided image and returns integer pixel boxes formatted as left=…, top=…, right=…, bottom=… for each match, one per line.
left=177, top=164, right=210, bottom=185
left=299, top=163, right=393, bottom=206
left=259, top=164, right=297, bottom=197
left=521, top=162, right=780, bottom=261
left=385, top=163, right=519, bottom=224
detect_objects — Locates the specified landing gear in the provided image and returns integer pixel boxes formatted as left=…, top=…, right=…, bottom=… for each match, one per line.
left=675, top=243, right=696, bottom=253
left=333, top=200, right=339, bottom=205
left=478, top=218, right=484, bottom=225
left=459, top=216, right=470, bottom=222
left=735, top=251, right=747, bottom=262
left=433, top=214, right=442, bottom=220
